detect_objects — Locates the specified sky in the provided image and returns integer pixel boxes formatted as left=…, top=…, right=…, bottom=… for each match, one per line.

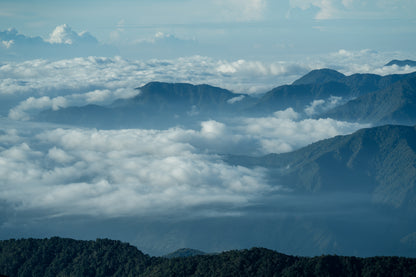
left=1, top=0, right=415, bottom=60
left=1, top=0, right=416, bottom=256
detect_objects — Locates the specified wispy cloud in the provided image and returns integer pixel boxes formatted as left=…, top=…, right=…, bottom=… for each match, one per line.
left=289, top=0, right=416, bottom=20
left=214, top=0, right=267, bottom=21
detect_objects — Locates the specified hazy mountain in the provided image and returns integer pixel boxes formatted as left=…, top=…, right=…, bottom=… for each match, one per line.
left=250, top=81, right=351, bottom=113
left=111, top=82, right=251, bottom=113
left=250, top=69, right=416, bottom=115
left=36, top=82, right=253, bottom=128
left=223, top=124, right=416, bottom=256
left=1, top=237, right=415, bottom=277
left=385, top=59, right=416, bottom=67
left=227, top=124, right=416, bottom=210
left=322, top=76, right=416, bottom=125
left=292, top=68, right=345, bottom=85
left=35, top=70, right=416, bottom=128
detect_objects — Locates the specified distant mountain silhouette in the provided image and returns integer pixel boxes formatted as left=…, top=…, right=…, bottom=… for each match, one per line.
left=385, top=59, right=416, bottom=67
left=322, top=76, right=416, bottom=125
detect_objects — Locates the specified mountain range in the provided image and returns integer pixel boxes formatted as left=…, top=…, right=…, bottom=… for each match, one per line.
left=14, top=62, right=416, bottom=258
left=35, top=67, right=416, bottom=128
left=36, top=82, right=250, bottom=129
left=385, top=59, right=416, bottom=67
left=321, top=76, right=416, bottom=125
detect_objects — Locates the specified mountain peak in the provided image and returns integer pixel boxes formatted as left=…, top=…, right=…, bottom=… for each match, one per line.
left=385, top=59, right=416, bottom=67
left=292, top=68, right=345, bottom=86
left=163, top=248, right=206, bottom=258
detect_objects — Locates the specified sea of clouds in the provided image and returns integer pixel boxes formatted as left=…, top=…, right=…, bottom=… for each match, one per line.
left=0, top=48, right=415, bottom=220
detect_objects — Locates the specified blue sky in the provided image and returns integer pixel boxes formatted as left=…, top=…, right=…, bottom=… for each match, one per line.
left=1, top=0, right=415, bottom=60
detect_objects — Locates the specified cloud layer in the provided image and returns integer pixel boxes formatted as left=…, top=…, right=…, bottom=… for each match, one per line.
left=0, top=106, right=367, bottom=219
left=0, top=122, right=270, bottom=218
left=2, top=49, right=415, bottom=119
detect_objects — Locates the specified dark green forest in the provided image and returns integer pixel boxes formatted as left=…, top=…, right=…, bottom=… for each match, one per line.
left=0, top=237, right=415, bottom=277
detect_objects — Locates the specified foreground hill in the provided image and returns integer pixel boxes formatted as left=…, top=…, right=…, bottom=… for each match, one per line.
left=1, top=237, right=415, bottom=277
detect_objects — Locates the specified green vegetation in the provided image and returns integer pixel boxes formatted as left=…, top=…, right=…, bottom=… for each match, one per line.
left=0, top=237, right=415, bottom=276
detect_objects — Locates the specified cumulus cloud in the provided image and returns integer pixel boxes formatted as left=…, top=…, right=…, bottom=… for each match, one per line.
left=0, top=106, right=368, bottom=219
left=0, top=124, right=271, bottom=218
left=304, top=96, right=344, bottom=116
left=0, top=56, right=311, bottom=119
left=9, top=96, right=67, bottom=120
left=327, top=49, right=416, bottom=75
left=214, top=0, right=267, bottom=21
left=46, top=24, right=97, bottom=45
left=2, top=50, right=415, bottom=119
left=239, top=108, right=367, bottom=154
left=0, top=26, right=116, bottom=60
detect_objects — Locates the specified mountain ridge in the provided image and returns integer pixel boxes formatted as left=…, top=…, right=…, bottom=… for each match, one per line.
left=385, top=59, right=416, bottom=67
left=0, top=237, right=415, bottom=277
left=321, top=76, right=416, bottom=125
left=226, top=124, right=416, bottom=209
left=34, top=69, right=416, bottom=127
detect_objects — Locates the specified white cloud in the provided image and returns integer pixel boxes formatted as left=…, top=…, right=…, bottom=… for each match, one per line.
left=2, top=51, right=415, bottom=120
left=0, top=125, right=271, bottom=217
left=240, top=108, right=367, bottom=154
left=304, top=96, right=344, bottom=116
left=0, top=56, right=310, bottom=119
left=1, top=40, right=14, bottom=48
left=214, top=0, right=266, bottom=21
left=227, top=95, right=246, bottom=104
left=289, top=0, right=340, bottom=19
left=47, top=24, right=78, bottom=44
left=0, top=25, right=116, bottom=60
left=200, top=120, right=226, bottom=139
left=0, top=101, right=370, bottom=218
left=8, top=96, right=67, bottom=120
left=289, top=0, right=416, bottom=20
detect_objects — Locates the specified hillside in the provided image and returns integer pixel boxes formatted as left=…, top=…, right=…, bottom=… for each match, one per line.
left=1, top=238, right=416, bottom=277
left=226, top=124, right=416, bottom=210
left=249, top=69, right=416, bottom=115
left=322, top=76, right=416, bottom=125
